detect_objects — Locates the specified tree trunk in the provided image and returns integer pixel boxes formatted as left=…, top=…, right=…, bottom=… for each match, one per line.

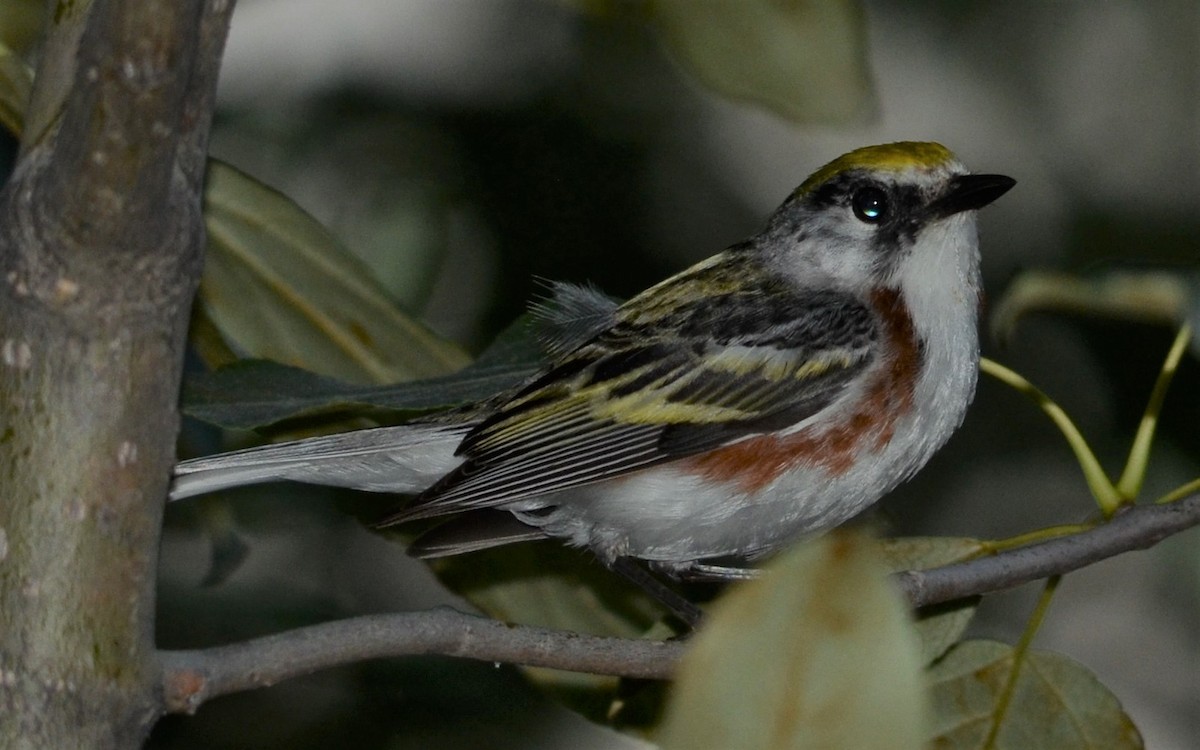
left=0, top=1, right=232, bottom=746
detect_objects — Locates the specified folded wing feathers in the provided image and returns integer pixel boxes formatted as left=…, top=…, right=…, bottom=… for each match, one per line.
left=389, top=296, right=879, bottom=522
left=176, top=274, right=883, bottom=532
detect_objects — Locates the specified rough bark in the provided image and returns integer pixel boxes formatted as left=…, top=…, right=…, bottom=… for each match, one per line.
left=0, top=1, right=232, bottom=746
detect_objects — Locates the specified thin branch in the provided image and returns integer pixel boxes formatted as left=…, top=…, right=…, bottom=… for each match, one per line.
left=160, top=489, right=1200, bottom=714
left=895, top=490, right=1200, bottom=608
left=160, top=607, right=686, bottom=714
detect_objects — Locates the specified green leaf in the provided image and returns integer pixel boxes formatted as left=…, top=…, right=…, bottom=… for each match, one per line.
left=0, top=40, right=31, bottom=136
left=432, top=544, right=661, bottom=638
left=878, top=536, right=986, bottom=569
left=179, top=356, right=536, bottom=430
left=0, top=1, right=43, bottom=61
left=651, top=0, right=873, bottom=123
left=180, top=316, right=544, bottom=429
left=659, top=531, right=927, bottom=750
left=928, top=640, right=1143, bottom=749
left=20, top=0, right=90, bottom=149
left=200, top=160, right=469, bottom=385
left=427, top=542, right=666, bottom=719
left=879, top=536, right=986, bottom=664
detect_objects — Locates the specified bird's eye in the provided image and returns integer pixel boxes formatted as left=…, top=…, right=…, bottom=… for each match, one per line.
left=851, top=187, right=889, bottom=224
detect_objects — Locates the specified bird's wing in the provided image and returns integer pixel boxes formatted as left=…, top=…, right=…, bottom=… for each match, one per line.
left=382, top=253, right=879, bottom=524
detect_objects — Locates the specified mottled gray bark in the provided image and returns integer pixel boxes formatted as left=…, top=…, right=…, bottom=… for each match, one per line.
left=0, top=1, right=233, bottom=746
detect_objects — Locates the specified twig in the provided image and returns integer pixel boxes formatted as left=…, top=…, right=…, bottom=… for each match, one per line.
left=160, top=489, right=1200, bottom=713
left=160, top=606, right=685, bottom=714
left=895, top=490, right=1200, bottom=608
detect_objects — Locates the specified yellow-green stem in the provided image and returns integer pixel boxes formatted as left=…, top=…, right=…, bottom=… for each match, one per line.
left=1115, top=325, right=1192, bottom=500
left=1157, top=476, right=1200, bottom=506
left=983, top=576, right=1061, bottom=750
left=982, top=523, right=1095, bottom=554
left=981, top=357, right=1122, bottom=515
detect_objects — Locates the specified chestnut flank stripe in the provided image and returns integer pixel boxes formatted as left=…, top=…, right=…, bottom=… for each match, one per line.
left=678, top=288, right=921, bottom=493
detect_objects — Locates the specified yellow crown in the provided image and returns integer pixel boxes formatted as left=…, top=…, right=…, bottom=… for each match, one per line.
left=796, top=142, right=957, bottom=197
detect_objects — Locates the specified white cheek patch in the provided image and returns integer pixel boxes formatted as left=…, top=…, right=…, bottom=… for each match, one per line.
left=780, top=213, right=879, bottom=289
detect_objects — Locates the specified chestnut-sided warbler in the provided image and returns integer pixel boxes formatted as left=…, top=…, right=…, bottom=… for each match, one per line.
left=172, top=142, right=1014, bottom=584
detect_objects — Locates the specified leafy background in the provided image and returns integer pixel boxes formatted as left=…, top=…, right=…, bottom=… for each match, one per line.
left=3, top=0, right=1196, bottom=747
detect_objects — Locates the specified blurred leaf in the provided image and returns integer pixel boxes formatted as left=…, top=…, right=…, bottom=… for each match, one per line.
left=927, top=640, right=1142, bottom=749
left=878, top=536, right=986, bottom=571
left=432, top=543, right=661, bottom=638
left=181, top=316, right=544, bottom=429
left=180, top=356, right=530, bottom=429
left=429, top=542, right=666, bottom=720
left=659, top=531, right=926, bottom=750
left=296, top=115, right=464, bottom=311
left=200, top=160, right=469, bottom=385
left=21, top=0, right=89, bottom=149
left=462, top=311, right=547, bottom=369
left=879, top=536, right=986, bottom=664
left=187, top=304, right=241, bottom=370
left=651, top=0, right=873, bottom=123
left=991, top=269, right=1197, bottom=355
left=0, top=40, right=31, bottom=136
left=0, top=1, right=42, bottom=59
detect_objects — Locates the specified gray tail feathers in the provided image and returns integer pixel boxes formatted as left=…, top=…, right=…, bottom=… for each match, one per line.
left=170, top=423, right=467, bottom=501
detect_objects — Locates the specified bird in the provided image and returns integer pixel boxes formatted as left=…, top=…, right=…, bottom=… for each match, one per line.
left=172, top=141, right=1014, bottom=592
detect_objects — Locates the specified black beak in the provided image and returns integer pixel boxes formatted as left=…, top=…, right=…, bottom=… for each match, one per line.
left=929, top=173, right=1016, bottom=219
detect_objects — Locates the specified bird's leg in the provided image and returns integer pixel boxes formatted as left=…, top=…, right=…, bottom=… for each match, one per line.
left=675, top=561, right=762, bottom=583
left=609, top=557, right=705, bottom=629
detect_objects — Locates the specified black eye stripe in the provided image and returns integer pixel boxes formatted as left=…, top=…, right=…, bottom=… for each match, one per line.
left=851, top=187, right=889, bottom=223
left=803, top=173, right=926, bottom=237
